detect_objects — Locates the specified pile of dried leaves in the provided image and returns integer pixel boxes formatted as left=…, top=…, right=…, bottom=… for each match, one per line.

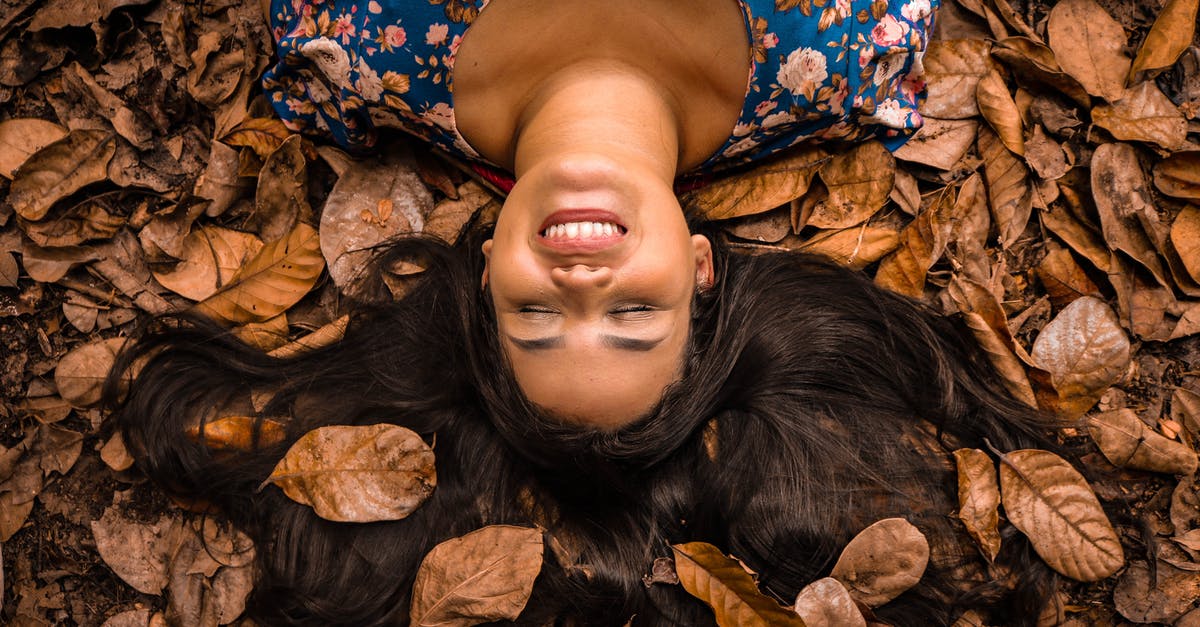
left=1, top=0, right=1199, bottom=624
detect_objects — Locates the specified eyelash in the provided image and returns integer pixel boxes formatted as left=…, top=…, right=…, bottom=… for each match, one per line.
left=517, top=305, right=654, bottom=314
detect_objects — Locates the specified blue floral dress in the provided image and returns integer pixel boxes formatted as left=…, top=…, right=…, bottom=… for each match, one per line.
left=263, top=0, right=937, bottom=177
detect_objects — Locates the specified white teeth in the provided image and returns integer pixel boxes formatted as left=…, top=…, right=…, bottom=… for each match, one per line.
left=543, top=221, right=622, bottom=239
left=565, top=222, right=579, bottom=238
left=580, top=222, right=593, bottom=237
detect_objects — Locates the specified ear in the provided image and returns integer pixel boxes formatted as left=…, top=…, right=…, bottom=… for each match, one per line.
left=480, top=239, right=493, bottom=290
left=691, top=234, right=714, bottom=290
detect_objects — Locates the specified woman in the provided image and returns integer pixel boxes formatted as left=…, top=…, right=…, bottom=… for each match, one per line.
left=109, top=0, right=1060, bottom=624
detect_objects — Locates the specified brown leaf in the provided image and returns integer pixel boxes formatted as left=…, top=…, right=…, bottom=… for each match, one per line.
left=195, top=222, right=324, bottom=326
left=233, top=313, right=290, bottom=352
left=193, top=141, right=248, bottom=218
left=221, top=117, right=296, bottom=161
left=671, top=541, right=805, bottom=626
left=998, top=448, right=1124, bottom=581
left=954, top=448, right=1002, bottom=562
left=875, top=187, right=955, bottom=297
left=1030, top=296, right=1130, bottom=419
left=947, top=173, right=993, bottom=284
left=947, top=276, right=1037, bottom=406
left=265, top=423, right=435, bottom=522
left=891, top=118, right=979, bottom=170
left=1088, top=409, right=1198, bottom=475
left=1128, top=0, right=1199, bottom=79
left=187, top=416, right=286, bottom=453
left=978, top=126, right=1032, bottom=248
left=1023, top=125, right=1069, bottom=181
left=268, top=315, right=350, bottom=359
left=21, top=200, right=126, bottom=248
left=152, top=225, right=264, bottom=302
left=28, top=0, right=152, bottom=30
left=797, top=226, right=900, bottom=270
left=976, top=69, right=1025, bottom=156
left=989, top=37, right=1091, bottom=108
left=1154, top=151, right=1200, bottom=200
left=426, top=180, right=500, bottom=243
left=410, top=525, right=544, bottom=626
left=0, top=118, right=68, bottom=179
left=1045, top=0, right=1131, bottom=102
left=1035, top=242, right=1101, bottom=309
left=727, top=207, right=793, bottom=244
left=808, top=141, right=895, bottom=229
left=0, top=492, right=34, bottom=542
left=830, top=517, right=929, bottom=607
left=0, top=251, right=17, bottom=288
left=1114, top=560, right=1200, bottom=623
left=54, top=337, right=127, bottom=408
left=252, top=135, right=311, bottom=243
left=91, top=501, right=187, bottom=595
left=1173, top=206, right=1200, bottom=285
left=682, top=146, right=827, bottom=221
left=921, top=39, right=992, bottom=119
left=8, top=129, right=117, bottom=221
left=792, top=577, right=866, bottom=627
left=99, top=433, right=134, bottom=472
left=1092, top=82, right=1189, bottom=150
left=1090, top=143, right=1171, bottom=287
left=1039, top=203, right=1112, bottom=273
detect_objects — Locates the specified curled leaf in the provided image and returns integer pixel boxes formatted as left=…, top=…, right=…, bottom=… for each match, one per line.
left=998, top=449, right=1124, bottom=581
left=1154, top=152, right=1200, bottom=200
left=978, top=127, right=1031, bottom=249
left=1128, top=0, right=1199, bottom=79
left=683, top=146, right=827, bottom=221
left=0, top=118, right=68, bottom=179
left=9, top=129, right=117, bottom=221
left=830, top=518, right=930, bottom=607
left=954, top=448, right=1002, bottom=563
left=671, top=542, right=805, bottom=626
left=1087, top=409, right=1198, bottom=475
left=792, top=577, right=866, bottom=627
left=410, top=525, right=543, bottom=626
left=976, top=69, right=1024, bottom=156
left=808, top=141, right=895, bottom=230
left=265, top=423, right=435, bottom=522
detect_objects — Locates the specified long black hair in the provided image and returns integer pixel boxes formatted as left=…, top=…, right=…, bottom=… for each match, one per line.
left=106, top=218, right=1059, bottom=626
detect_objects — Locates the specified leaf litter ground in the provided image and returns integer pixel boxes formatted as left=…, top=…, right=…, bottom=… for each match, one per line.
left=2, top=0, right=1200, bottom=624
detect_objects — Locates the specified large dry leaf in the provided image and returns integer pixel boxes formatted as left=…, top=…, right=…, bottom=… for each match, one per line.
left=683, top=146, right=828, bottom=221
left=808, top=141, right=894, bottom=229
left=891, top=118, right=979, bottom=170
left=875, top=187, right=956, bottom=297
left=671, top=541, right=805, bottom=626
left=320, top=149, right=433, bottom=289
left=425, top=180, right=499, bottom=243
left=8, top=129, right=117, bottom=221
left=22, top=200, right=126, bottom=248
left=193, top=141, right=247, bottom=218
left=978, top=127, right=1031, bottom=248
left=796, top=225, right=900, bottom=269
left=792, top=577, right=866, bottom=627
left=976, top=69, right=1025, bottom=156
left=1035, top=242, right=1101, bottom=309
left=947, top=276, right=1038, bottom=406
left=195, top=222, right=324, bottom=326
left=1092, top=82, right=1189, bottom=151
left=1045, top=0, right=1130, bottom=102
left=998, top=448, right=1124, bottom=581
left=1172, top=205, right=1200, bottom=284
left=0, top=118, right=67, bottom=179
left=91, top=503, right=187, bottom=595
left=252, top=134, right=310, bottom=243
left=268, top=315, right=351, bottom=359
left=28, top=0, right=153, bottom=30
left=265, top=423, right=435, bottom=522
left=921, top=39, right=992, bottom=119
left=830, top=518, right=929, bottom=607
left=153, top=226, right=264, bottom=302
left=187, top=416, right=287, bottom=452
left=1030, top=296, right=1130, bottom=419
left=1040, top=204, right=1113, bottom=273
left=54, top=337, right=127, bottom=408
left=947, top=173, right=992, bottom=284
left=410, top=525, right=544, bottom=626
left=221, top=117, right=296, bottom=161
left=989, top=37, right=1091, bottom=108
left=1128, top=0, right=1200, bottom=78
left=1090, top=143, right=1170, bottom=287
left=954, top=448, right=1003, bottom=562
left=1114, top=560, right=1200, bottom=624
left=1023, top=125, right=1069, bottom=181
left=1155, top=152, right=1200, bottom=200
left=1088, top=409, right=1198, bottom=475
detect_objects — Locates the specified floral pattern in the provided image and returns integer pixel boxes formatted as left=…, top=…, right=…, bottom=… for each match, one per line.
left=262, top=0, right=937, bottom=174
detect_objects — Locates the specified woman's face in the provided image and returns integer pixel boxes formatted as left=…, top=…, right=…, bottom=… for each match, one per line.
left=483, top=155, right=713, bottom=429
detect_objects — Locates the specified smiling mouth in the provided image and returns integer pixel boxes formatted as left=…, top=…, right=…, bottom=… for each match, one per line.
left=540, top=220, right=626, bottom=240
left=537, top=210, right=628, bottom=248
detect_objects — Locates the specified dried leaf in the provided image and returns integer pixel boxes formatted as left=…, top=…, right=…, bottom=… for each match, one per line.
left=1035, top=242, right=1101, bottom=309
left=1023, top=125, right=1069, bottom=180
left=234, top=312, right=290, bottom=352
left=797, top=225, right=900, bottom=270
left=410, top=525, right=544, bottom=626
left=193, top=141, right=247, bottom=218
left=265, top=423, right=435, bottom=522
left=892, top=118, right=979, bottom=170
left=947, top=275, right=1038, bottom=405
left=978, top=126, right=1032, bottom=248
left=195, top=222, right=324, bottom=326
left=1092, top=82, right=1189, bottom=150
left=682, top=146, right=827, bottom=220
left=0, top=118, right=67, bottom=179
left=1030, top=296, right=1130, bottom=419
left=1128, top=0, right=1199, bottom=78
left=54, top=337, right=127, bottom=408
left=426, top=180, right=498, bottom=243
left=28, top=0, right=153, bottom=30
left=1114, top=560, right=1200, bottom=623
left=727, top=207, right=792, bottom=243
left=221, top=117, right=296, bottom=161
left=188, top=416, right=287, bottom=453
left=22, top=200, right=126, bottom=248
left=998, top=448, right=1124, bottom=581
left=91, top=504, right=186, bottom=595
left=921, top=39, right=992, bottom=119
left=792, top=577, right=866, bottom=627
left=976, top=69, right=1025, bottom=156
left=990, top=37, right=1091, bottom=108
left=672, top=541, right=806, bottom=626
left=830, top=517, right=929, bottom=607
left=8, top=129, right=117, bottom=221
left=1088, top=409, right=1198, bottom=475
left=1173, top=206, right=1200, bottom=285
left=954, top=448, right=1003, bottom=562
left=1045, top=0, right=1131, bottom=102
left=808, top=141, right=895, bottom=229
left=268, top=315, right=350, bottom=359
left=1155, top=152, right=1200, bottom=200
left=1090, top=143, right=1170, bottom=287
left=875, top=187, right=955, bottom=297
left=152, top=225, right=264, bottom=302
left=0, top=251, right=19, bottom=287
left=252, top=134, right=310, bottom=243
left=100, top=433, right=134, bottom=472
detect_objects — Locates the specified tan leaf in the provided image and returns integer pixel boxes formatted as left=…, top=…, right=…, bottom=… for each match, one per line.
left=91, top=503, right=187, bottom=594
left=186, top=416, right=287, bottom=452
left=195, top=222, right=324, bottom=326
left=808, top=141, right=895, bottom=229
left=990, top=37, right=1091, bottom=108
left=978, top=126, right=1032, bottom=248
left=1172, top=206, right=1200, bottom=285
left=54, top=337, right=128, bottom=408
left=1128, top=0, right=1199, bottom=78
left=727, top=207, right=792, bottom=244
left=193, top=141, right=247, bottom=218
left=1039, top=203, right=1112, bottom=273
left=8, top=129, right=117, bottom=221
left=797, top=225, right=900, bottom=270
left=875, top=186, right=956, bottom=297
left=671, top=541, right=806, bottom=626
left=947, top=173, right=992, bottom=284
left=265, top=423, right=435, bottom=522
left=0, top=118, right=68, bottom=179
left=268, top=315, right=350, bottom=359
left=426, top=180, right=499, bottom=243
left=0, top=251, right=16, bottom=288
left=1023, top=125, right=1069, bottom=181
left=891, top=118, right=979, bottom=170
left=998, top=448, right=1124, bottom=581
left=1154, top=152, right=1200, bottom=200
left=153, top=226, right=264, bottom=302
left=890, top=169, right=921, bottom=216
left=100, top=433, right=134, bottom=472
left=1114, top=560, right=1200, bottom=624
left=954, top=448, right=1003, bottom=563
left=1092, top=82, right=1189, bottom=150
left=410, top=525, right=544, bottom=626
left=976, top=69, right=1025, bottom=156
left=947, top=276, right=1037, bottom=406
left=1030, top=296, right=1130, bottom=419
left=220, top=117, right=296, bottom=160
left=921, top=39, right=992, bottom=119
left=21, top=200, right=126, bottom=248
left=1090, top=143, right=1170, bottom=287
left=1045, top=0, right=1130, bottom=102
left=233, top=312, right=290, bottom=352
left=1035, top=242, right=1101, bottom=309
left=0, top=492, right=34, bottom=542
left=830, top=518, right=930, bottom=607
left=1088, top=409, right=1198, bottom=475
left=792, top=577, right=866, bottom=627
left=682, top=146, right=828, bottom=221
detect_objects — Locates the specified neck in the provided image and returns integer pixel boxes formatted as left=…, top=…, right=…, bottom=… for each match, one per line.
left=509, top=61, right=682, bottom=185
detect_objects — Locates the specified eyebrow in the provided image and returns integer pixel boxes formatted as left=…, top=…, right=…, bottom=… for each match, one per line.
left=505, top=334, right=665, bottom=352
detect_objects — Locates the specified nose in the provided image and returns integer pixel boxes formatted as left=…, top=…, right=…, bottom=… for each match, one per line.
left=551, top=264, right=614, bottom=290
